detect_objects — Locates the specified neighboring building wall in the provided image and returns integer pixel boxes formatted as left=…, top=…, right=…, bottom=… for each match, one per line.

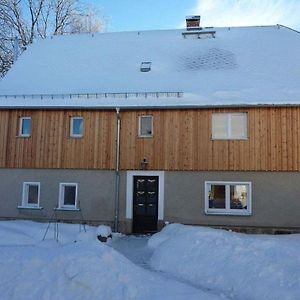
left=0, top=168, right=116, bottom=226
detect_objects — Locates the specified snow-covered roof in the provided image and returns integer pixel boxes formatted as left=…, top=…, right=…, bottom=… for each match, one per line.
left=0, top=25, right=300, bottom=109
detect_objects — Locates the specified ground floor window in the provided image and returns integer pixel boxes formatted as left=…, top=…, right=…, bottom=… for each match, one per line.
left=22, top=182, right=40, bottom=208
left=205, top=181, right=252, bottom=215
left=59, top=183, right=78, bottom=209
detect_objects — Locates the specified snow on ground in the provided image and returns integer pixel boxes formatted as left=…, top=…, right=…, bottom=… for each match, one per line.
left=149, top=223, right=300, bottom=300
left=1, top=221, right=299, bottom=300
left=0, top=221, right=222, bottom=300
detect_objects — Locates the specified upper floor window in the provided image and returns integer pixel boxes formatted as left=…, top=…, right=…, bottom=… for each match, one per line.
left=59, top=183, right=78, bottom=210
left=205, top=181, right=252, bottom=216
left=19, top=117, right=31, bottom=137
left=212, top=113, right=247, bottom=140
left=70, top=117, right=84, bottom=138
left=138, top=115, right=153, bottom=137
left=21, top=182, right=40, bottom=208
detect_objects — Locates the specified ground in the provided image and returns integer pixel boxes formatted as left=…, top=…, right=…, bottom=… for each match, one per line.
left=0, top=221, right=299, bottom=300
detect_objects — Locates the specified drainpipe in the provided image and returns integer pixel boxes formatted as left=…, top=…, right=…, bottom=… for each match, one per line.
left=114, top=108, right=121, bottom=232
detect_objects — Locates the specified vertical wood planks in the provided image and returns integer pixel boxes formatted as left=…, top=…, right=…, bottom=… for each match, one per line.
left=0, top=107, right=300, bottom=171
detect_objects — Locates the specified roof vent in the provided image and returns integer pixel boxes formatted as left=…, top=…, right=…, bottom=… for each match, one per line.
left=186, top=15, right=201, bottom=30
left=140, top=62, right=151, bottom=72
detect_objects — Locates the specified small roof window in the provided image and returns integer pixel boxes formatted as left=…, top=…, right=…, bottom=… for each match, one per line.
left=140, top=62, right=151, bottom=72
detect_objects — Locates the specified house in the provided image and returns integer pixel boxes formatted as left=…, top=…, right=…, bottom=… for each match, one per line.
left=0, top=19, right=300, bottom=234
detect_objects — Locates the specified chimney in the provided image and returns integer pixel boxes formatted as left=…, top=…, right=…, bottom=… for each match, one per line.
left=185, top=15, right=201, bottom=30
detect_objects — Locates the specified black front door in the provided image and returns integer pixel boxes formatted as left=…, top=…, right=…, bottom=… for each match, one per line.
left=133, top=176, right=159, bottom=233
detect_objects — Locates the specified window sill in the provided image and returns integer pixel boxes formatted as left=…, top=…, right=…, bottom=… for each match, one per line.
left=138, top=135, right=153, bottom=138
left=205, top=210, right=251, bottom=216
left=70, top=135, right=83, bottom=139
left=17, top=206, right=43, bottom=210
left=54, top=207, right=80, bottom=211
left=211, top=137, right=248, bottom=141
left=16, top=135, right=31, bottom=138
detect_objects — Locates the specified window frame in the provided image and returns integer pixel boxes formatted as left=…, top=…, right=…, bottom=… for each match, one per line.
left=21, top=182, right=41, bottom=208
left=19, top=116, right=32, bottom=137
left=205, top=181, right=252, bottom=216
left=58, top=183, right=78, bottom=210
left=138, top=115, right=153, bottom=138
left=70, top=116, right=84, bottom=138
left=211, top=113, right=248, bottom=140
left=140, top=61, right=152, bottom=72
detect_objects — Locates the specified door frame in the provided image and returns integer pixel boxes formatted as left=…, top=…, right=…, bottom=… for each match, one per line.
left=126, top=171, right=165, bottom=220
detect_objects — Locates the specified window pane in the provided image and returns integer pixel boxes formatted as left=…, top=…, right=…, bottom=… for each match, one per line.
left=231, top=114, right=247, bottom=138
left=72, top=118, right=83, bottom=136
left=27, top=185, right=38, bottom=204
left=208, top=184, right=226, bottom=208
left=230, top=185, right=247, bottom=209
left=140, top=116, right=153, bottom=136
left=21, top=118, right=31, bottom=135
left=212, top=114, right=228, bottom=139
left=64, top=186, right=76, bottom=205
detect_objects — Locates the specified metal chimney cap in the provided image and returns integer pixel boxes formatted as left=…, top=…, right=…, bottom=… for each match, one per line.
left=185, top=15, right=201, bottom=20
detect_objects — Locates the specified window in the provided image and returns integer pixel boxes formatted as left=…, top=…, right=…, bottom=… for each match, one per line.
left=205, top=181, right=252, bottom=215
left=140, top=62, right=151, bottom=72
left=21, top=182, right=40, bottom=208
left=212, top=113, right=247, bottom=139
left=19, top=117, right=31, bottom=137
left=70, top=117, right=84, bottom=137
left=59, top=183, right=78, bottom=209
left=138, top=115, right=153, bottom=137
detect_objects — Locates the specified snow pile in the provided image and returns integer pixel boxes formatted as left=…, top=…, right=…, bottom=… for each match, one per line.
left=0, top=221, right=221, bottom=300
left=149, top=223, right=300, bottom=300
left=96, top=224, right=112, bottom=237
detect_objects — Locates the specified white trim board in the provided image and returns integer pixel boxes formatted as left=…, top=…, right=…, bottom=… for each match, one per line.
left=126, top=170, right=165, bottom=220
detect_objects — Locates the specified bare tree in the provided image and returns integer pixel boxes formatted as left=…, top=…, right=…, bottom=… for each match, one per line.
left=0, top=0, right=104, bottom=77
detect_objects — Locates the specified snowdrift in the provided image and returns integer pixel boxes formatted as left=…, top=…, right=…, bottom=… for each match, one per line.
left=0, top=221, right=220, bottom=300
left=149, top=223, right=300, bottom=300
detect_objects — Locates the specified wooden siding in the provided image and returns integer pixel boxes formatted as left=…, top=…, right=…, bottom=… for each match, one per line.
left=120, top=107, right=300, bottom=171
left=0, top=107, right=300, bottom=171
left=0, top=110, right=116, bottom=169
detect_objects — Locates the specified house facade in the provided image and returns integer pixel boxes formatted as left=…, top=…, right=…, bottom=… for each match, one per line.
left=0, top=23, right=300, bottom=233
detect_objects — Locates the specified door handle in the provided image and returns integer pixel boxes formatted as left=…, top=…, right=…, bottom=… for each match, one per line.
left=148, top=204, right=153, bottom=207
left=148, top=192, right=155, bottom=195
left=137, top=203, right=144, bottom=206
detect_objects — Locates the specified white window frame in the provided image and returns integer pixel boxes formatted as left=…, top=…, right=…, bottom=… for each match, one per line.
left=205, top=181, right=252, bottom=216
left=58, top=183, right=78, bottom=210
left=212, top=113, right=248, bottom=140
left=19, top=117, right=31, bottom=137
left=20, top=182, right=41, bottom=208
left=70, top=117, right=84, bottom=138
left=138, top=115, right=153, bottom=138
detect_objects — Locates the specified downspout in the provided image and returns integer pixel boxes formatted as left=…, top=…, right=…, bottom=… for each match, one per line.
left=114, top=107, right=121, bottom=232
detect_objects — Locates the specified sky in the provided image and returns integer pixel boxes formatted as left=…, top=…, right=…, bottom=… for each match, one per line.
left=91, top=0, right=300, bottom=32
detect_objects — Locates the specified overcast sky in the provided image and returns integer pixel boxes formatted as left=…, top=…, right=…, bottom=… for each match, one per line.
left=94, top=0, right=300, bottom=32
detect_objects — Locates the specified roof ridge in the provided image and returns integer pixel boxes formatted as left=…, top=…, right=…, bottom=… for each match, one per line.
left=277, top=24, right=300, bottom=34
